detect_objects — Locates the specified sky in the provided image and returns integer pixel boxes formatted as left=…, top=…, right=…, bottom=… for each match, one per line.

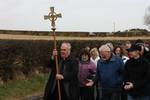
left=0, top=0, right=150, bottom=32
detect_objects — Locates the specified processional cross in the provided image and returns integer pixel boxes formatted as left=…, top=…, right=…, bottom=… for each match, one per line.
left=44, top=7, right=62, bottom=29
left=44, top=7, right=62, bottom=100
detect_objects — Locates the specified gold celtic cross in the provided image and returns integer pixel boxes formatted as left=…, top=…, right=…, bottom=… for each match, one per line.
left=44, top=7, right=62, bottom=28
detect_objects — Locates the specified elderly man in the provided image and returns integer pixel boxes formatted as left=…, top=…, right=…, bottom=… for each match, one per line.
left=87, top=44, right=124, bottom=100
left=43, top=42, right=79, bottom=100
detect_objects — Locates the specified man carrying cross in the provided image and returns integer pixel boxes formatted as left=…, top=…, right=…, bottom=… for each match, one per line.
left=43, top=42, right=80, bottom=100
left=43, top=7, right=79, bottom=100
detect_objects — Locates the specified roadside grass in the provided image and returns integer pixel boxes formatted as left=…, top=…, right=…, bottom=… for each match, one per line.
left=0, top=74, right=49, bottom=100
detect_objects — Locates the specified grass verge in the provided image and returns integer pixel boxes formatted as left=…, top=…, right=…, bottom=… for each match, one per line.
left=0, top=74, right=49, bottom=100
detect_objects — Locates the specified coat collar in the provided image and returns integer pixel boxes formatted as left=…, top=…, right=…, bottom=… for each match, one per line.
left=100, top=54, right=116, bottom=62
left=61, top=55, right=72, bottom=61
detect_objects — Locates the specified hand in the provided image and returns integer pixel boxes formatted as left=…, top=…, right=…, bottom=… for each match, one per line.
left=124, top=82, right=134, bottom=90
left=56, top=74, right=64, bottom=80
left=86, top=79, right=94, bottom=87
left=52, top=49, right=58, bottom=57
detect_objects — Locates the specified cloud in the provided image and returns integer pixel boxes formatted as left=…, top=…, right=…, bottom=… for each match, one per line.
left=0, top=0, right=150, bottom=31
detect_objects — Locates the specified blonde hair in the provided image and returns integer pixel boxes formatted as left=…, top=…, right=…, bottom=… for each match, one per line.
left=90, top=48, right=99, bottom=57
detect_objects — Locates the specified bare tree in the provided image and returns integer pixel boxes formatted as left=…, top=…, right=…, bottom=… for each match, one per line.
left=144, top=6, right=150, bottom=29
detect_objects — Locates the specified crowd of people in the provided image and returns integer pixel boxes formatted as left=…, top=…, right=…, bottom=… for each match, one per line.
left=43, top=39, right=150, bottom=100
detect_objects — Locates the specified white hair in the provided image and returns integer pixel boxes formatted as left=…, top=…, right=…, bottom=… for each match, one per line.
left=99, top=44, right=111, bottom=52
left=105, top=43, right=114, bottom=51
left=61, top=42, right=71, bottom=50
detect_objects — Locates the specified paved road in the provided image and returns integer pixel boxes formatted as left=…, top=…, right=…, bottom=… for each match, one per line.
left=23, top=95, right=43, bottom=100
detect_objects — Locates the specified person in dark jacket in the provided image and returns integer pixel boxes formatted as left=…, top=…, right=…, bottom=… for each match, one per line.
left=43, top=42, right=79, bottom=100
left=134, top=39, right=150, bottom=62
left=123, top=44, right=150, bottom=100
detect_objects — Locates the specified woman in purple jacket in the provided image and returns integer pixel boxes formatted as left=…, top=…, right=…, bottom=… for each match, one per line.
left=78, top=50, right=96, bottom=100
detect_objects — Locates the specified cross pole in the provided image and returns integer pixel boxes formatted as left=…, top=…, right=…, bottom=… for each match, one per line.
left=44, top=7, right=62, bottom=100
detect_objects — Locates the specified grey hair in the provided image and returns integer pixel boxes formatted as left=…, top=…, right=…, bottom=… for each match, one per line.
left=105, top=43, right=114, bottom=51
left=99, top=44, right=111, bottom=52
left=61, top=42, right=71, bottom=50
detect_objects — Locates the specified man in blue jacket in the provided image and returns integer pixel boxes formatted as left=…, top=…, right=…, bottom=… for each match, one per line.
left=87, top=44, right=124, bottom=100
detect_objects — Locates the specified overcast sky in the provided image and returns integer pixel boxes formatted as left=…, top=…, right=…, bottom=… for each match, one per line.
left=0, top=0, right=150, bottom=32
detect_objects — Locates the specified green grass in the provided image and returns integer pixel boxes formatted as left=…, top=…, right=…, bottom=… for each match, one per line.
left=0, top=74, right=49, bottom=100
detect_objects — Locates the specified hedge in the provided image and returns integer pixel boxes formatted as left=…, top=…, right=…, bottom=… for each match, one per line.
left=0, top=39, right=149, bottom=83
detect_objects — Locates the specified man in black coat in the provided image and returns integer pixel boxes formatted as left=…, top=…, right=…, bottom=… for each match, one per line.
left=123, top=44, right=150, bottom=100
left=134, top=39, right=150, bottom=62
left=43, top=42, right=79, bottom=100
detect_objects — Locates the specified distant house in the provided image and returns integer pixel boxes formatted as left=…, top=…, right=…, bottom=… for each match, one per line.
left=89, top=32, right=96, bottom=36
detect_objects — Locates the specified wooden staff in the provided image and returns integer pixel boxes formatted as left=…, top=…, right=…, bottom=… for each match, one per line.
left=44, top=7, right=62, bottom=100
